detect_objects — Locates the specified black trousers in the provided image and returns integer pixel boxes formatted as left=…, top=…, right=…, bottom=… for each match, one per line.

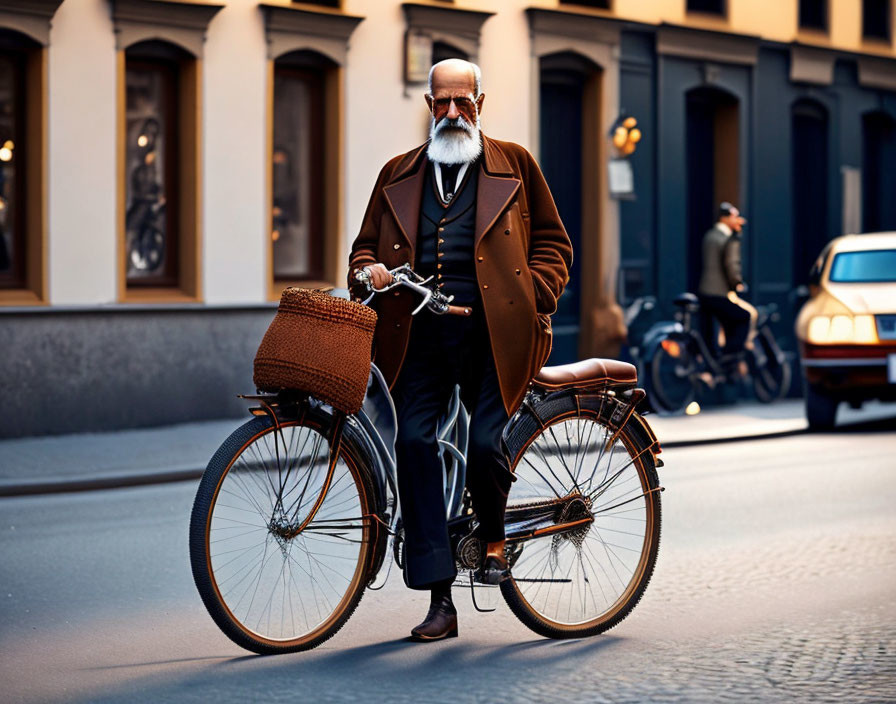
left=392, top=309, right=512, bottom=590
left=699, top=294, right=753, bottom=358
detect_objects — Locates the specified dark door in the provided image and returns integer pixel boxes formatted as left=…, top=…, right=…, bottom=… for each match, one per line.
left=539, top=68, right=583, bottom=364
left=863, top=112, right=896, bottom=233
left=686, top=93, right=714, bottom=294
left=792, top=100, right=829, bottom=286
left=685, top=88, right=739, bottom=294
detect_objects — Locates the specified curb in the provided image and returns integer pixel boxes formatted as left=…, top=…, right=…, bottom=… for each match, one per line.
left=1, top=415, right=891, bottom=498
left=0, top=467, right=204, bottom=498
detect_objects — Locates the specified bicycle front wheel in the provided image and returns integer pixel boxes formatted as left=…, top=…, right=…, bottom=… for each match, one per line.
left=500, top=394, right=661, bottom=638
left=189, top=410, right=377, bottom=654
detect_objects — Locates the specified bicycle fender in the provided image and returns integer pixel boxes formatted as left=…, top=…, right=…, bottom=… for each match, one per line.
left=641, top=321, right=686, bottom=362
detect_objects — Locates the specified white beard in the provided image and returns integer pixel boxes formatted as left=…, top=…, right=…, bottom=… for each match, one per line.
left=427, top=115, right=482, bottom=165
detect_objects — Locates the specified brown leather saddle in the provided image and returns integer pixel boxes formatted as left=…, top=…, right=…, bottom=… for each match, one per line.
left=533, top=358, right=637, bottom=391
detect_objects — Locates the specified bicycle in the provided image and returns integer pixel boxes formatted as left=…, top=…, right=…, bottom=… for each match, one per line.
left=640, top=292, right=791, bottom=414
left=189, top=264, right=665, bottom=654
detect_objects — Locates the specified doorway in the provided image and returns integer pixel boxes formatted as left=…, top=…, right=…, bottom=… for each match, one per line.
left=539, top=52, right=600, bottom=363
left=791, top=99, right=829, bottom=286
left=862, top=111, right=896, bottom=233
left=685, top=87, right=740, bottom=293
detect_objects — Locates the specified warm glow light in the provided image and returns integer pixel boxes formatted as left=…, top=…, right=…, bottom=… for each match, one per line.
left=623, top=116, right=637, bottom=129
left=612, top=127, right=628, bottom=149
left=2, top=140, right=13, bottom=150
left=661, top=338, right=682, bottom=357
left=807, top=316, right=830, bottom=343
left=829, top=315, right=854, bottom=342
left=853, top=315, right=878, bottom=343
left=0, top=147, right=12, bottom=162
left=271, top=230, right=280, bottom=241
left=629, top=128, right=642, bottom=143
left=272, top=206, right=282, bottom=217
left=685, top=401, right=701, bottom=416
left=137, top=134, right=148, bottom=147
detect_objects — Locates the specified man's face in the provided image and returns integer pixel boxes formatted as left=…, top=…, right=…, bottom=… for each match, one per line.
left=721, top=208, right=745, bottom=233
left=425, top=66, right=483, bottom=130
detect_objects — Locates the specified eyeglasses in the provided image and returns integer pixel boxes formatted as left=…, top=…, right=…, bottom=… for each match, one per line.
left=428, top=95, right=477, bottom=119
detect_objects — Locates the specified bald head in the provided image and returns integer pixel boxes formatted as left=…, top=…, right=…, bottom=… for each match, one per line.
left=428, top=59, right=481, bottom=98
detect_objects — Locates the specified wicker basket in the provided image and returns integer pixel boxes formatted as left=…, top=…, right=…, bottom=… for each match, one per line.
left=253, top=288, right=377, bottom=414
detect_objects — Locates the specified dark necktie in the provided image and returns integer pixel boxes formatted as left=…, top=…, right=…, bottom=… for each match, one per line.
left=441, top=164, right=461, bottom=202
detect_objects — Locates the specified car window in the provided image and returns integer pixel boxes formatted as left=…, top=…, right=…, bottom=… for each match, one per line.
left=828, top=250, right=896, bottom=283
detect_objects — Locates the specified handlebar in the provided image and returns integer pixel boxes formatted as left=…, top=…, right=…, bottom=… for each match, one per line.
left=355, top=263, right=469, bottom=316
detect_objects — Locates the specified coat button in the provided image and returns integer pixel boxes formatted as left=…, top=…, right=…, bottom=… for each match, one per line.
left=504, top=228, right=511, bottom=235
left=483, top=284, right=489, bottom=290
left=393, top=244, right=400, bottom=250
left=515, top=268, right=521, bottom=275
left=395, top=322, right=401, bottom=328
left=509, top=299, right=513, bottom=304
left=477, top=256, right=483, bottom=262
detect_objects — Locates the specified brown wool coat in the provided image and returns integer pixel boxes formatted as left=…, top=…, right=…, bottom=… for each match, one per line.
left=348, top=135, right=573, bottom=415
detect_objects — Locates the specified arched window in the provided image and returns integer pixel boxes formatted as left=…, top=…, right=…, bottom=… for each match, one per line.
left=271, top=50, right=337, bottom=285
left=122, top=39, right=200, bottom=298
left=0, top=29, right=42, bottom=295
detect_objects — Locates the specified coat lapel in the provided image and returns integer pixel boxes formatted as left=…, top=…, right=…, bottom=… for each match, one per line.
left=475, top=136, right=521, bottom=248
left=383, top=146, right=427, bottom=261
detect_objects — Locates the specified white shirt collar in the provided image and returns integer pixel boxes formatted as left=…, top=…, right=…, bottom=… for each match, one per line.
left=433, top=161, right=470, bottom=203
left=717, top=222, right=733, bottom=236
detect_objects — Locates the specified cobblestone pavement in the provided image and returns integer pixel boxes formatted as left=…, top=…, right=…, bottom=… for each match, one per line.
left=1, top=428, right=894, bottom=703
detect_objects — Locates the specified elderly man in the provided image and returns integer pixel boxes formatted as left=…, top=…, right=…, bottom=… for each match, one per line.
left=348, top=59, right=572, bottom=641
left=698, top=201, right=757, bottom=376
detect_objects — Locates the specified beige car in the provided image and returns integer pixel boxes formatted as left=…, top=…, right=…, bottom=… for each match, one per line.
left=795, top=232, right=896, bottom=429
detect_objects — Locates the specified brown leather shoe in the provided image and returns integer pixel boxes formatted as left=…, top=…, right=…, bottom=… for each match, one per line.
left=410, top=596, right=458, bottom=641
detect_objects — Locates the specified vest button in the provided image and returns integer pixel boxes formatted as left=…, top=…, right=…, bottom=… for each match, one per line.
left=393, top=244, right=400, bottom=250
left=395, top=323, right=401, bottom=328
left=438, top=226, right=445, bottom=232
left=504, top=228, right=511, bottom=235
left=393, top=291, right=400, bottom=296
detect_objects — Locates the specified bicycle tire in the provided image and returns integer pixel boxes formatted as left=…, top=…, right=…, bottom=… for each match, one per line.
left=189, top=409, right=378, bottom=654
left=751, top=333, right=791, bottom=403
left=500, top=392, right=662, bottom=639
left=649, top=342, right=696, bottom=414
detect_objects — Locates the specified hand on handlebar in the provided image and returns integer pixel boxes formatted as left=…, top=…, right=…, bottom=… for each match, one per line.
left=360, top=263, right=393, bottom=290
left=354, top=263, right=457, bottom=315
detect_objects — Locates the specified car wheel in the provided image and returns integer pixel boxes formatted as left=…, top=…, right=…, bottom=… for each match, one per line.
left=806, top=383, right=838, bottom=430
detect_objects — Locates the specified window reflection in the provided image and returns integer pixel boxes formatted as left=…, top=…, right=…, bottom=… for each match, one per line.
left=125, top=61, right=176, bottom=284
left=0, top=51, right=22, bottom=286
left=272, top=67, right=324, bottom=281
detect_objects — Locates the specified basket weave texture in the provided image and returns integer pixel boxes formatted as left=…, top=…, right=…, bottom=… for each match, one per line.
left=253, top=288, right=377, bottom=413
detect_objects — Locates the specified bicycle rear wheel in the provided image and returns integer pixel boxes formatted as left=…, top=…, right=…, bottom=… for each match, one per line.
left=189, top=409, right=377, bottom=654
left=500, top=393, right=661, bottom=639
left=648, top=341, right=697, bottom=414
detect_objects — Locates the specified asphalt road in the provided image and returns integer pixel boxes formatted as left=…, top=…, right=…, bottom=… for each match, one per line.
left=2, top=421, right=895, bottom=703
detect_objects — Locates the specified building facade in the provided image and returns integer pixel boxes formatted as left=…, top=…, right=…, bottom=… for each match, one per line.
left=1, top=0, right=894, bottom=437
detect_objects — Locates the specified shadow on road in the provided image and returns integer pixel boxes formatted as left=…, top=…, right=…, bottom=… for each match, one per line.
left=85, top=632, right=624, bottom=703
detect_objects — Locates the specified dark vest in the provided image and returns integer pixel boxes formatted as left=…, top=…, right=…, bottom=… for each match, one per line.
left=417, top=160, right=479, bottom=305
